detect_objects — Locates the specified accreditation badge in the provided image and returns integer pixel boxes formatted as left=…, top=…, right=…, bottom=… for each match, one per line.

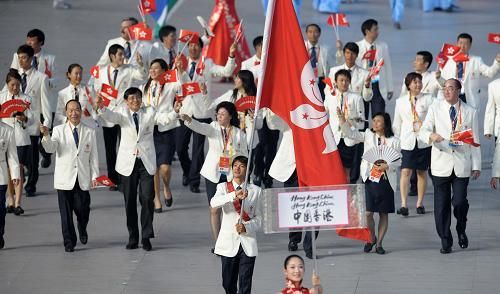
left=449, top=132, right=464, bottom=147
left=218, top=152, right=231, bottom=175
left=369, top=166, right=383, bottom=183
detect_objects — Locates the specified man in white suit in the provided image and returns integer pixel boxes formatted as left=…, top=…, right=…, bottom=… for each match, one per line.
left=210, top=155, right=261, bottom=294
left=400, top=51, right=443, bottom=97
left=304, top=24, right=331, bottom=100
left=0, top=121, right=20, bottom=249
left=14, top=45, right=52, bottom=197
left=419, top=78, right=481, bottom=254
left=177, top=38, right=237, bottom=193
left=148, top=25, right=177, bottom=69
left=440, top=33, right=500, bottom=109
left=41, top=100, right=99, bottom=252
left=356, top=19, right=393, bottom=116
left=484, top=79, right=500, bottom=139
left=95, top=87, right=181, bottom=251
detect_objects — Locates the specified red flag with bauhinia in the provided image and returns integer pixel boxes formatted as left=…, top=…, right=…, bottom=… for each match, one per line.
left=90, top=65, right=99, bottom=79
left=178, top=29, right=200, bottom=44
left=181, top=82, right=201, bottom=97
left=453, top=53, right=469, bottom=63
left=203, top=0, right=251, bottom=72
left=368, top=58, right=385, bottom=79
left=128, top=23, right=153, bottom=41
left=99, top=84, right=118, bottom=106
left=95, top=175, right=116, bottom=187
left=488, top=33, right=500, bottom=44
left=326, top=13, right=349, bottom=27
left=441, top=43, right=460, bottom=57
left=139, top=0, right=156, bottom=14
left=158, top=69, right=177, bottom=84
left=362, top=49, right=376, bottom=61
left=257, top=0, right=370, bottom=243
left=435, top=51, right=448, bottom=70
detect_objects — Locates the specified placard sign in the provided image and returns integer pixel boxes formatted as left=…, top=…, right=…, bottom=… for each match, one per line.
left=278, top=189, right=349, bottom=228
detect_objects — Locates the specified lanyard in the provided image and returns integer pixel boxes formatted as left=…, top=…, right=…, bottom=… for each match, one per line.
left=220, top=126, right=233, bottom=153
left=339, top=92, right=348, bottom=118
left=410, top=96, right=420, bottom=122
left=147, top=81, right=164, bottom=107
left=450, top=101, right=462, bottom=132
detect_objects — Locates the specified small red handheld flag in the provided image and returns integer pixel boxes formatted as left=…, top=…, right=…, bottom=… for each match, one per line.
left=488, top=33, right=500, bottom=44
left=362, top=49, right=376, bottom=61
left=158, top=70, right=177, bottom=84
left=235, top=96, right=256, bottom=112
left=128, top=23, right=152, bottom=41
left=441, top=43, right=460, bottom=57
left=90, top=65, right=100, bottom=79
left=44, top=59, right=52, bottom=79
left=95, top=175, right=116, bottom=187
left=181, top=82, right=201, bottom=96
left=99, top=84, right=118, bottom=106
left=368, top=58, right=385, bottom=78
left=435, top=52, right=448, bottom=70
left=452, top=129, right=480, bottom=147
left=0, top=99, right=30, bottom=118
left=178, top=29, right=200, bottom=44
left=139, top=0, right=156, bottom=14
left=326, top=13, right=349, bottom=27
left=453, top=53, right=469, bottom=63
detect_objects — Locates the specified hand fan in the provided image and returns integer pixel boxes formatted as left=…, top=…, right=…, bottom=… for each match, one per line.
left=235, top=96, right=256, bottom=112
left=362, top=145, right=401, bottom=164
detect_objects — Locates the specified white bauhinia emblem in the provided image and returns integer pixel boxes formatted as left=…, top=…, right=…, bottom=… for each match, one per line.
left=139, top=31, right=147, bottom=38
left=447, top=47, right=455, bottom=55
left=93, top=69, right=98, bottom=76
left=106, top=88, right=113, bottom=94
left=103, top=180, right=109, bottom=185
left=495, top=36, right=500, bottom=43
left=187, top=86, right=194, bottom=93
left=144, top=0, right=150, bottom=7
left=165, top=74, right=171, bottom=80
left=290, top=61, right=338, bottom=154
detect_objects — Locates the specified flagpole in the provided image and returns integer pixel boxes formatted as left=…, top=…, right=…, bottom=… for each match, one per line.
left=311, top=228, right=318, bottom=274
left=239, top=0, right=276, bottom=221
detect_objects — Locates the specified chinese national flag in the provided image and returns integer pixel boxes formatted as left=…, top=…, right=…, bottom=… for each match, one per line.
left=158, top=69, right=177, bottom=84
left=259, top=0, right=368, bottom=242
left=181, top=82, right=201, bottom=96
left=441, top=43, right=460, bottom=56
left=488, top=33, right=500, bottom=44
left=139, top=0, right=156, bottom=14
left=95, top=175, right=116, bottom=187
left=99, top=84, right=118, bottom=106
left=128, top=23, right=152, bottom=41
left=326, top=13, right=349, bottom=27
left=453, top=53, right=469, bottom=63
left=90, top=65, right=99, bottom=79
left=178, top=29, right=200, bottom=44
left=362, top=49, right=376, bottom=61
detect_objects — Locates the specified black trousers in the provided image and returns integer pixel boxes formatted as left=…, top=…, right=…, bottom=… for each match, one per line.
left=350, top=142, right=363, bottom=183
left=121, top=159, right=155, bottom=243
left=432, top=170, right=470, bottom=249
left=176, top=117, right=211, bottom=188
left=220, top=245, right=256, bottom=294
left=25, top=136, right=40, bottom=193
left=0, top=185, right=7, bottom=238
left=57, top=180, right=91, bottom=247
left=103, top=125, right=121, bottom=185
left=253, top=118, right=279, bottom=185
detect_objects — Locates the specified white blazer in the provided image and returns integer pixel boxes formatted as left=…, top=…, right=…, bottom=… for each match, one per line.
left=96, top=37, right=152, bottom=67
left=241, top=54, right=261, bottom=74
left=356, top=39, right=394, bottom=100
left=42, top=122, right=99, bottom=191
left=328, top=63, right=373, bottom=101
left=324, top=90, right=365, bottom=147
left=392, top=93, right=435, bottom=150
left=0, top=91, right=34, bottom=146
left=179, top=56, right=236, bottom=119
left=400, top=70, right=443, bottom=98
left=11, top=49, right=57, bottom=89
left=140, top=79, right=181, bottom=132
left=267, top=111, right=295, bottom=182
left=304, top=41, right=330, bottom=78
left=90, top=64, right=147, bottom=127
left=0, top=122, right=20, bottom=185
left=341, top=124, right=401, bottom=190
left=148, top=41, right=176, bottom=67
left=211, top=181, right=262, bottom=257
left=17, top=68, right=52, bottom=133
left=440, top=55, right=499, bottom=109
left=484, top=79, right=500, bottom=136
left=98, top=106, right=179, bottom=176
left=418, top=99, right=481, bottom=177
left=184, top=120, right=248, bottom=183
left=492, top=138, right=500, bottom=178
left=55, top=84, right=97, bottom=128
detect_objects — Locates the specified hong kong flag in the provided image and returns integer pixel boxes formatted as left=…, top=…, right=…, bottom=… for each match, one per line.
left=139, top=0, right=156, bottom=14
left=158, top=69, right=177, bottom=84
left=90, top=65, right=99, bottom=79
left=441, top=43, right=460, bottom=57
left=488, top=33, right=500, bottom=44
left=326, top=13, right=349, bottom=27
left=95, top=175, right=116, bottom=187
left=258, top=0, right=369, bottom=242
left=362, top=49, right=377, bottom=61
left=128, top=23, right=152, bottom=41
left=181, top=82, right=201, bottom=96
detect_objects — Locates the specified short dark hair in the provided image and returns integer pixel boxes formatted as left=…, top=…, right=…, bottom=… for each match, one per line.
left=158, top=25, right=176, bottom=42
left=65, top=99, right=82, bottom=111
left=122, top=17, right=139, bottom=25
left=124, top=87, right=143, bottom=100
left=67, top=63, right=83, bottom=75
left=371, top=112, right=394, bottom=138
left=305, top=23, right=321, bottom=34
left=404, top=72, right=423, bottom=90
left=416, top=51, right=433, bottom=69
left=216, top=101, right=239, bottom=128
left=343, top=42, right=359, bottom=55
left=232, top=155, right=248, bottom=168
left=447, top=78, right=462, bottom=91
left=361, top=19, right=378, bottom=36
left=17, top=44, right=35, bottom=58
left=108, top=44, right=124, bottom=58
left=457, top=33, right=473, bottom=43
left=253, top=36, right=263, bottom=49
left=6, top=68, right=22, bottom=84
left=284, top=255, right=304, bottom=269
left=27, top=29, right=45, bottom=45
left=334, top=69, right=352, bottom=82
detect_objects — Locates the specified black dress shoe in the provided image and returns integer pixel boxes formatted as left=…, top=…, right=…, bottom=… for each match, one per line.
left=190, top=186, right=200, bottom=193
left=364, top=241, right=376, bottom=253
left=154, top=207, right=163, bottom=213
left=6, top=206, right=14, bottom=214
left=396, top=207, right=409, bottom=216
left=164, top=196, right=173, bottom=207
left=440, top=247, right=452, bottom=254
left=305, top=251, right=313, bottom=259
left=458, top=233, right=468, bottom=249
left=126, top=242, right=139, bottom=250
left=375, top=246, right=386, bottom=255
left=65, top=245, right=74, bottom=252
left=14, top=206, right=24, bottom=216
left=79, top=230, right=88, bottom=245
left=142, top=239, right=152, bottom=251
left=416, top=206, right=426, bottom=215
left=288, top=241, right=298, bottom=252
left=41, top=156, right=51, bottom=168
left=182, top=176, right=189, bottom=186
left=0, top=236, right=4, bottom=249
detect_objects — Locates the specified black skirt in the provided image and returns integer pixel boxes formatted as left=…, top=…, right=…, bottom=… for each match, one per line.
left=365, top=177, right=395, bottom=213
